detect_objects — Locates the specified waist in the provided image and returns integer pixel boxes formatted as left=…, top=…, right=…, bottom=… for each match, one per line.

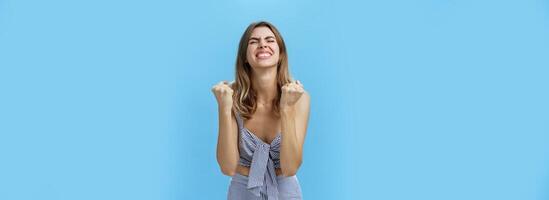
left=236, top=164, right=283, bottom=176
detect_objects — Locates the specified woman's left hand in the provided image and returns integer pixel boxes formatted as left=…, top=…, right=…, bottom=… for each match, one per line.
left=280, top=80, right=305, bottom=109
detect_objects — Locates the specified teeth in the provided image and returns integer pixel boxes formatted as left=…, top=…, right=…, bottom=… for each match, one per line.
left=257, top=53, right=271, bottom=58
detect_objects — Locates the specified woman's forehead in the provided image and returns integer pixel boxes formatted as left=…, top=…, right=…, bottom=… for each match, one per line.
left=250, top=27, right=275, bottom=38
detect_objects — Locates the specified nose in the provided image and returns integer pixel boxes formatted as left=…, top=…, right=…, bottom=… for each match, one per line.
left=258, top=39, right=267, bottom=48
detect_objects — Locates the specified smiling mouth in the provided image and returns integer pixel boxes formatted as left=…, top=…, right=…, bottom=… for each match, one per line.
left=256, top=51, right=272, bottom=59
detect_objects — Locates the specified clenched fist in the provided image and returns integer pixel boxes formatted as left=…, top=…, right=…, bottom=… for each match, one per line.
left=211, top=81, right=234, bottom=110
left=280, top=80, right=305, bottom=108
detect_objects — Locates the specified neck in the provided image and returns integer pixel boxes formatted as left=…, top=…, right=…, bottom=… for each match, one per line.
left=251, top=67, right=278, bottom=105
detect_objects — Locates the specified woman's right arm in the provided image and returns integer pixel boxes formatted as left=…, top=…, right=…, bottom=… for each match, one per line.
left=212, top=81, right=239, bottom=176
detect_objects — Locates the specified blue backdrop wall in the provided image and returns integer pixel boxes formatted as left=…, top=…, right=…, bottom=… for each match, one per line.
left=1, top=0, right=548, bottom=199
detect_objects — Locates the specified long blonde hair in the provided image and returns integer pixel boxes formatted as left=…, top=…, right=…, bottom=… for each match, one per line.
left=233, top=21, right=292, bottom=120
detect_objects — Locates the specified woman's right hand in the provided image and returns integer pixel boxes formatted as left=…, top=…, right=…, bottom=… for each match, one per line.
left=211, top=81, right=234, bottom=110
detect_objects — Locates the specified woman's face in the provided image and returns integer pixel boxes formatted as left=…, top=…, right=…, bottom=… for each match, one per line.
left=246, top=26, right=280, bottom=69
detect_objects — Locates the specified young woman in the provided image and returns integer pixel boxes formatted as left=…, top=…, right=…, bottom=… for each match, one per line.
left=211, top=21, right=310, bottom=200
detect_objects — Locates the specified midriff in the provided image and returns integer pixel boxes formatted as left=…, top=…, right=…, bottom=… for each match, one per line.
left=236, top=164, right=283, bottom=177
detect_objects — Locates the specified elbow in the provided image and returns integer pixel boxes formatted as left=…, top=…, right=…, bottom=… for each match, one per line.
left=281, top=160, right=302, bottom=177
left=281, top=169, right=297, bottom=177
left=219, top=165, right=236, bottom=176
left=281, top=167, right=298, bottom=177
left=216, top=153, right=239, bottom=176
left=217, top=158, right=238, bottom=176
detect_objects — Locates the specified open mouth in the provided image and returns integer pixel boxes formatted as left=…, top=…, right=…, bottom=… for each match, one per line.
left=256, top=50, right=272, bottom=59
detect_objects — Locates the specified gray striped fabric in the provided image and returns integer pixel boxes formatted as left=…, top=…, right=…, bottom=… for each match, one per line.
left=228, top=173, right=303, bottom=200
left=231, top=111, right=301, bottom=200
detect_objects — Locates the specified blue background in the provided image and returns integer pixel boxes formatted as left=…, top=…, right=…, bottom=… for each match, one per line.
left=1, top=0, right=548, bottom=199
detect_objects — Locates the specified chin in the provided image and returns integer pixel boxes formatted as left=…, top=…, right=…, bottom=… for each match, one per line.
left=251, top=61, right=278, bottom=69
left=254, top=64, right=277, bottom=69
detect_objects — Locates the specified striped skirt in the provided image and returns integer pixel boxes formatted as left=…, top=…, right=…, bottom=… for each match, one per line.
left=227, top=173, right=303, bottom=200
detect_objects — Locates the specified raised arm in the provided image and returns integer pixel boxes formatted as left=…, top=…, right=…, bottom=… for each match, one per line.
left=212, top=81, right=239, bottom=176
left=279, top=80, right=310, bottom=176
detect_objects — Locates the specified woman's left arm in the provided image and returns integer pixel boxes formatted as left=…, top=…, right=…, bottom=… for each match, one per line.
left=279, top=81, right=310, bottom=176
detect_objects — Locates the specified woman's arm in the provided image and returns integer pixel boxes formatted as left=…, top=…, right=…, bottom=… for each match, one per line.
left=212, top=81, right=239, bottom=176
left=279, top=81, right=310, bottom=176
left=215, top=107, right=239, bottom=176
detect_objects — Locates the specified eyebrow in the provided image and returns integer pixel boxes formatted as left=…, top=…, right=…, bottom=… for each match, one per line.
left=249, top=36, right=276, bottom=41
